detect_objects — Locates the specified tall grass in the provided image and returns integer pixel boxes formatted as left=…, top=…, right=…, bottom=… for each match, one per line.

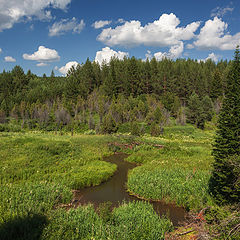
left=128, top=165, right=211, bottom=210
left=42, top=201, right=173, bottom=240
left=126, top=125, right=214, bottom=211
left=0, top=132, right=173, bottom=239
left=0, top=182, right=72, bottom=223
left=0, top=133, right=116, bottom=188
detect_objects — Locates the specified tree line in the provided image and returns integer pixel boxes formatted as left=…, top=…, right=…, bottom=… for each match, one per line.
left=0, top=57, right=231, bottom=133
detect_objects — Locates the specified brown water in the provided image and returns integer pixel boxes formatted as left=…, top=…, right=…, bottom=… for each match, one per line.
left=73, top=153, right=186, bottom=226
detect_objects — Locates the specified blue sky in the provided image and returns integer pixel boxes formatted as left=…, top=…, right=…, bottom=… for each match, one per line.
left=0, top=0, right=240, bottom=76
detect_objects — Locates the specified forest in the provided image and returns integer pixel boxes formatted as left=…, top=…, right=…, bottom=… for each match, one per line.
left=0, top=57, right=229, bottom=133
left=0, top=53, right=239, bottom=240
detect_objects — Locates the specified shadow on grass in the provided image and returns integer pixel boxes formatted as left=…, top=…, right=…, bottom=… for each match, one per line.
left=0, top=214, right=47, bottom=240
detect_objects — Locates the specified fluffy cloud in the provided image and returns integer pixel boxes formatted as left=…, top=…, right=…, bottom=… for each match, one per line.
left=58, top=61, right=79, bottom=75
left=169, top=42, right=184, bottom=58
left=23, top=46, right=60, bottom=62
left=36, top=62, right=48, bottom=67
left=198, top=53, right=219, bottom=63
left=193, top=17, right=240, bottom=50
left=0, top=0, right=72, bottom=31
left=211, top=6, right=234, bottom=18
left=49, top=18, right=85, bottom=36
left=154, top=42, right=184, bottom=61
left=0, top=48, right=2, bottom=53
left=95, top=47, right=129, bottom=65
left=4, top=56, right=16, bottom=62
left=206, top=53, right=219, bottom=62
left=92, top=20, right=112, bottom=29
left=97, top=13, right=200, bottom=47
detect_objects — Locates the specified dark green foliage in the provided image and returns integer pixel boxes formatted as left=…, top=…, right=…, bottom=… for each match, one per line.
left=101, top=113, right=118, bottom=134
left=171, top=96, right=181, bottom=117
left=0, top=214, right=47, bottom=240
left=150, top=123, right=163, bottom=137
left=130, top=121, right=141, bottom=136
left=0, top=56, right=233, bottom=134
left=205, top=205, right=240, bottom=240
left=210, top=69, right=224, bottom=100
left=202, top=95, right=214, bottom=121
left=186, top=92, right=205, bottom=129
left=97, top=201, right=112, bottom=222
left=176, top=107, right=186, bottom=126
left=186, top=93, right=214, bottom=129
left=210, top=47, right=240, bottom=203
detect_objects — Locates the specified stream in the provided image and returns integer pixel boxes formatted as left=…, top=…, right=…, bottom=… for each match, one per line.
left=73, top=153, right=186, bottom=226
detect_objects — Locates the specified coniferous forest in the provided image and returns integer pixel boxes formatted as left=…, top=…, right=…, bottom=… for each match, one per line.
left=0, top=57, right=229, bottom=133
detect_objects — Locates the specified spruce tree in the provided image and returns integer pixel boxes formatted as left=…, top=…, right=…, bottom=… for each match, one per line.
left=209, top=46, right=240, bottom=203
left=186, top=92, right=205, bottom=129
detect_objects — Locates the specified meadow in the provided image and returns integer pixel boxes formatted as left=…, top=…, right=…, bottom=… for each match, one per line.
left=1, top=125, right=237, bottom=239
left=0, top=131, right=173, bottom=239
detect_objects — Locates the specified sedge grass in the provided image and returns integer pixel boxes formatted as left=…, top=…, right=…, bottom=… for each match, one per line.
left=0, top=132, right=173, bottom=239
left=126, top=125, right=214, bottom=211
left=41, top=201, right=173, bottom=240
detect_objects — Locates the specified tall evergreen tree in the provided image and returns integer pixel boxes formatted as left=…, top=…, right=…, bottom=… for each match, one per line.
left=209, top=46, right=240, bottom=203
left=210, top=69, right=223, bottom=100
left=186, top=92, right=205, bottom=129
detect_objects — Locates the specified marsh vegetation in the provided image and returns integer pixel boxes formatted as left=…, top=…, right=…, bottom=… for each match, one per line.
left=0, top=49, right=239, bottom=239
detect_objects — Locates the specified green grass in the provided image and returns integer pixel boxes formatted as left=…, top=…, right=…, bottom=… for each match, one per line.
left=41, top=201, right=173, bottom=240
left=0, top=131, right=174, bottom=239
left=128, top=166, right=211, bottom=210
left=126, top=125, right=214, bottom=211
left=0, top=133, right=116, bottom=188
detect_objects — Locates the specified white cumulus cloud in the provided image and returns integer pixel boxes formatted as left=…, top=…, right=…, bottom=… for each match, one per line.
left=4, top=56, right=16, bottom=62
left=206, top=53, right=219, bottom=62
left=97, top=13, right=200, bottom=48
left=193, top=17, right=240, bottom=50
left=0, top=48, right=2, bottom=53
left=36, top=62, right=48, bottom=67
left=198, top=53, right=219, bottom=63
left=95, top=47, right=129, bottom=65
left=23, top=46, right=60, bottom=62
left=92, top=20, right=112, bottom=29
left=0, top=0, right=72, bottom=31
left=154, top=42, right=184, bottom=61
left=58, top=61, right=79, bottom=75
left=49, top=18, right=85, bottom=36
left=169, top=42, right=184, bottom=58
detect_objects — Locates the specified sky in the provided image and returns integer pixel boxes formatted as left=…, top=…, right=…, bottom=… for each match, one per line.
left=0, top=0, right=240, bottom=76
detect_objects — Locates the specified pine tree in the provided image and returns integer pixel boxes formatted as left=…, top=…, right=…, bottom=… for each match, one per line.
left=202, top=95, right=214, bottom=121
left=130, top=121, right=141, bottom=136
left=186, top=92, right=205, bottom=129
left=101, top=113, right=118, bottom=134
left=210, top=69, right=223, bottom=100
left=209, top=46, right=240, bottom=203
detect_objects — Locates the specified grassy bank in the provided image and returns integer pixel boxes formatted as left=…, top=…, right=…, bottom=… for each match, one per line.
left=126, top=125, right=214, bottom=210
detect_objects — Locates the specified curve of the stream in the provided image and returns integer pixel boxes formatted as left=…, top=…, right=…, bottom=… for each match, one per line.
left=73, top=153, right=186, bottom=226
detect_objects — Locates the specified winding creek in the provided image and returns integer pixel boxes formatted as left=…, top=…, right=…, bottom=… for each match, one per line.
left=72, top=153, right=187, bottom=226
